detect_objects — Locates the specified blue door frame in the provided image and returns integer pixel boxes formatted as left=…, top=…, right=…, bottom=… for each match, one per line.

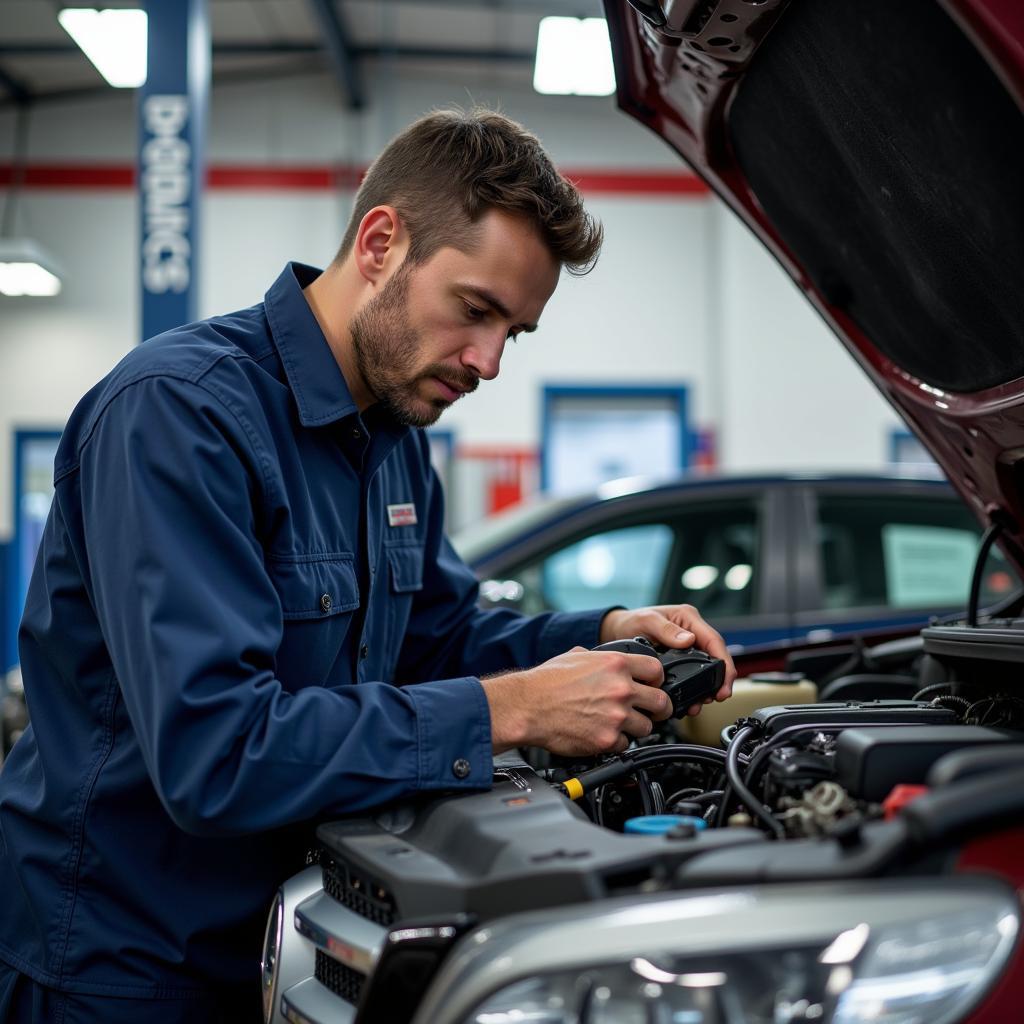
left=540, top=384, right=690, bottom=494
left=4, top=429, right=63, bottom=675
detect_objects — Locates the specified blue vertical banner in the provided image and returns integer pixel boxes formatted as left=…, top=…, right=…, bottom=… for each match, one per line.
left=0, top=540, right=11, bottom=676
left=138, top=0, right=209, bottom=342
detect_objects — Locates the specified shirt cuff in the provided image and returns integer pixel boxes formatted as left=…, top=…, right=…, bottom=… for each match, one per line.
left=536, top=606, right=618, bottom=663
left=407, top=676, right=493, bottom=791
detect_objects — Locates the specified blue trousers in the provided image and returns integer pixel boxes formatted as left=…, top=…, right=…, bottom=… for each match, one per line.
left=0, top=961, right=261, bottom=1023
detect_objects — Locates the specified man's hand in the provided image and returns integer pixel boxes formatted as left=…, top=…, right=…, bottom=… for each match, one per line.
left=599, top=604, right=737, bottom=715
left=483, top=647, right=672, bottom=756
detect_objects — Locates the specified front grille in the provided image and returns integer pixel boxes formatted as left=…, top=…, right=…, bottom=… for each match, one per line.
left=322, top=855, right=396, bottom=926
left=315, top=949, right=365, bottom=1006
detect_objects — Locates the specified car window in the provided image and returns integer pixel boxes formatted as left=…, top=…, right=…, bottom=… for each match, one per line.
left=816, top=494, right=1019, bottom=611
left=541, top=524, right=674, bottom=613
left=501, top=498, right=761, bottom=618
left=663, top=504, right=760, bottom=618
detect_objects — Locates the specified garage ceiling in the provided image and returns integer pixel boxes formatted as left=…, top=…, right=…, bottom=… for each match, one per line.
left=0, top=0, right=604, bottom=108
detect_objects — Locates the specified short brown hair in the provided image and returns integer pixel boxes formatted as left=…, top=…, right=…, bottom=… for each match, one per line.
left=335, top=107, right=603, bottom=275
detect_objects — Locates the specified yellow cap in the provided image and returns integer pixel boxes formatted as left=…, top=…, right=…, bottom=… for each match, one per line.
left=563, top=777, right=584, bottom=801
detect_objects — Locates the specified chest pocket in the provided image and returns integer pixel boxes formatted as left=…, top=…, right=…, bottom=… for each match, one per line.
left=268, top=555, right=360, bottom=688
left=383, top=543, right=424, bottom=679
left=387, top=545, right=424, bottom=594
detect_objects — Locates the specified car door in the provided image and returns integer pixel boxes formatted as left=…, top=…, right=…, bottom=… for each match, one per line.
left=476, top=483, right=794, bottom=649
left=790, top=480, right=1020, bottom=644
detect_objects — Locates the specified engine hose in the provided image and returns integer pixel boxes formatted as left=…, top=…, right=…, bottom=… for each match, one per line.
left=723, top=726, right=785, bottom=839
left=557, top=746, right=738, bottom=801
left=913, top=682, right=960, bottom=702
left=628, top=745, right=734, bottom=769
left=691, top=788, right=725, bottom=804
left=929, top=695, right=972, bottom=718
left=637, top=769, right=655, bottom=815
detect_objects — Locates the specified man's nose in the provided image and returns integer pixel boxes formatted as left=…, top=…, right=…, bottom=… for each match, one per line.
left=461, top=333, right=505, bottom=381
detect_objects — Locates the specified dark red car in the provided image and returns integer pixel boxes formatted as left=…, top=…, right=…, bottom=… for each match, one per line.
left=258, top=5, right=1024, bottom=1022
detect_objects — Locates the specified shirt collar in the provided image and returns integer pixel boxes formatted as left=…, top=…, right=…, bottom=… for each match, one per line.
left=264, top=262, right=359, bottom=428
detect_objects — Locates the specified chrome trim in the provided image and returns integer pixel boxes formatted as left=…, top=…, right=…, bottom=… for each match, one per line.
left=294, top=890, right=386, bottom=975
left=281, top=976, right=357, bottom=1024
left=266, top=867, right=323, bottom=1024
left=260, top=890, right=283, bottom=1022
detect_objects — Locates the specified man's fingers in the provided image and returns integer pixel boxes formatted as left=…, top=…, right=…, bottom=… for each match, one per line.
left=630, top=682, right=671, bottom=720
left=638, top=605, right=738, bottom=700
left=622, top=708, right=655, bottom=739
left=671, top=612, right=736, bottom=699
left=621, top=652, right=664, bottom=685
left=660, top=620, right=695, bottom=648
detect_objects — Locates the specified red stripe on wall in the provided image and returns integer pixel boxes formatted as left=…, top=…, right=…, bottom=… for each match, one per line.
left=0, top=164, right=135, bottom=188
left=208, top=165, right=367, bottom=189
left=0, top=163, right=708, bottom=196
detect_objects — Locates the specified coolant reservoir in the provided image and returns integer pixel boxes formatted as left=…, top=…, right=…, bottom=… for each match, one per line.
left=676, top=672, right=818, bottom=747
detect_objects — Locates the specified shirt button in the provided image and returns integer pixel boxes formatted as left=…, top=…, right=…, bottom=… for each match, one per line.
left=360, top=644, right=369, bottom=660
left=452, top=758, right=471, bottom=780
left=320, top=593, right=332, bottom=613
left=351, top=428, right=362, bottom=440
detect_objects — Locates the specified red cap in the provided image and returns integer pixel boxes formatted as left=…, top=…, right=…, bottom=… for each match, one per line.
left=882, top=784, right=930, bottom=820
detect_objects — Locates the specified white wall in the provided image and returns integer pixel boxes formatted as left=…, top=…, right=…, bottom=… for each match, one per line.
left=0, top=65, right=902, bottom=538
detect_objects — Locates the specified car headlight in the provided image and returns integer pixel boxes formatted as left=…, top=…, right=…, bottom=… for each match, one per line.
left=411, top=879, right=1018, bottom=1024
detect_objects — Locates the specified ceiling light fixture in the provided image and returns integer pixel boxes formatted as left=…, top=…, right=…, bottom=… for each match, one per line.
left=0, top=107, right=63, bottom=299
left=57, top=8, right=148, bottom=89
left=534, top=17, right=616, bottom=96
left=0, top=239, right=63, bottom=298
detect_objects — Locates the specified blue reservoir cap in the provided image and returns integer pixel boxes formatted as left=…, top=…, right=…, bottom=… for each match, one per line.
left=623, top=814, right=707, bottom=835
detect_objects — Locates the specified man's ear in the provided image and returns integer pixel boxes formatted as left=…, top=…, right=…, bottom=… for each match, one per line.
left=353, top=205, right=407, bottom=285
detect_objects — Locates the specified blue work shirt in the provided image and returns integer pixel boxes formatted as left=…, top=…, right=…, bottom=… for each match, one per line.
left=0, top=263, right=607, bottom=999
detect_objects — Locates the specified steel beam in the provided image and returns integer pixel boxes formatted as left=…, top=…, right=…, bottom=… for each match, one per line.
left=0, top=42, right=534, bottom=63
left=0, top=63, right=31, bottom=104
left=0, top=44, right=535, bottom=110
left=305, top=0, right=364, bottom=110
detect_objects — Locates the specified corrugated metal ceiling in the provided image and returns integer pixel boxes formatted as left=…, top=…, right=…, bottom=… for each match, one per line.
left=0, top=0, right=604, bottom=104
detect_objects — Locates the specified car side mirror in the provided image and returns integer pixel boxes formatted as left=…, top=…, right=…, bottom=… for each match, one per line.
left=479, top=579, right=526, bottom=608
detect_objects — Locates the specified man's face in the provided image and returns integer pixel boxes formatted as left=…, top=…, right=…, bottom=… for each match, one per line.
left=350, top=209, right=560, bottom=427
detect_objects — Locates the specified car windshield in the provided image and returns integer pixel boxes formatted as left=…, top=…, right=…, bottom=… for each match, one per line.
left=452, top=494, right=584, bottom=564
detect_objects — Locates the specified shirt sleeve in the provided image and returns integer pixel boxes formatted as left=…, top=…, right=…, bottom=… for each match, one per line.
left=76, top=373, right=492, bottom=837
left=394, top=433, right=614, bottom=685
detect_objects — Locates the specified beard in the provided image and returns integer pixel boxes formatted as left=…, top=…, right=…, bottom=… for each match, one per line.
left=350, top=263, right=478, bottom=428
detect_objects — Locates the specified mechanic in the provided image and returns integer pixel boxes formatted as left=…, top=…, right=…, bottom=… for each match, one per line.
left=0, top=108, right=735, bottom=1023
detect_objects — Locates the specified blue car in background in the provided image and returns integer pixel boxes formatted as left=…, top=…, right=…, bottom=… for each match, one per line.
left=454, top=472, right=1018, bottom=652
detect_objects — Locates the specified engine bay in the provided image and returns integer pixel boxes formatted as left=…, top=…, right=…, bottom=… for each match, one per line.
left=277, top=619, right=1024, bottom=1023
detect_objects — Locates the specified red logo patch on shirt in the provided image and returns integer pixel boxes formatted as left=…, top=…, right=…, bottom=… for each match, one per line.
left=387, top=503, right=418, bottom=527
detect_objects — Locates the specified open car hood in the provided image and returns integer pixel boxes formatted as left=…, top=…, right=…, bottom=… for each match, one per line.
left=605, top=0, right=1024, bottom=573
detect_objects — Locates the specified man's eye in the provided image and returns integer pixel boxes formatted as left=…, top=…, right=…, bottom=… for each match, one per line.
left=464, top=303, right=485, bottom=321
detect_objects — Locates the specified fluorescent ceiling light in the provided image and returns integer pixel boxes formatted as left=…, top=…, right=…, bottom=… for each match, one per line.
left=534, top=17, right=616, bottom=96
left=0, top=239, right=63, bottom=297
left=58, top=8, right=148, bottom=88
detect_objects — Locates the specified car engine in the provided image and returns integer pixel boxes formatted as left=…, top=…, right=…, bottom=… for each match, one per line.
left=261, top=615, right=1024, bottom=1024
